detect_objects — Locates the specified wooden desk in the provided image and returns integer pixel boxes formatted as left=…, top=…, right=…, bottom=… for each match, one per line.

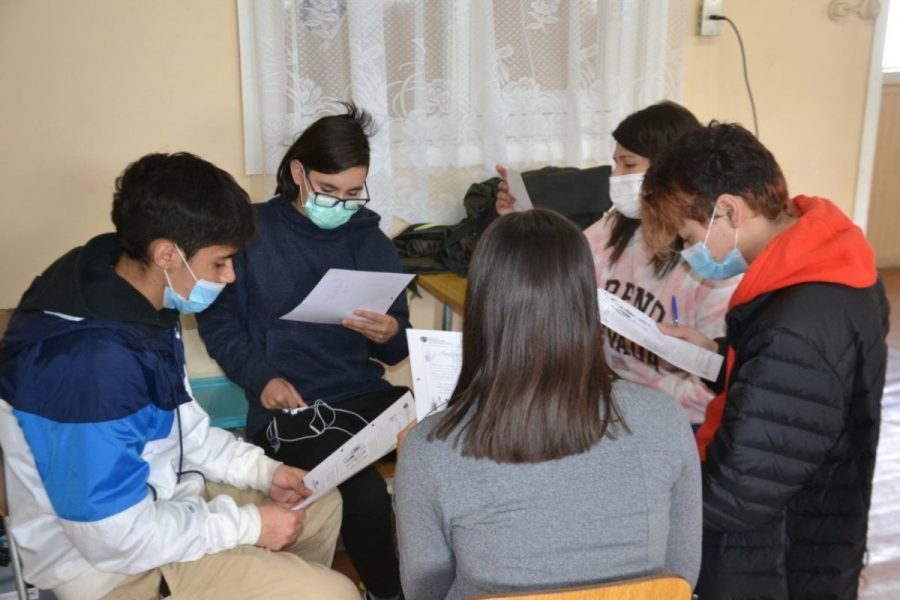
left=416, top=273, right=467, bottom=330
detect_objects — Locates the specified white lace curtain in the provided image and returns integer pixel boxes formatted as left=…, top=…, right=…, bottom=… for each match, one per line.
left=238, top=0, right=687, bottom=228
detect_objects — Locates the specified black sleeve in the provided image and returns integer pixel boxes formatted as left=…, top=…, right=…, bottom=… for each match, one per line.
left=701, top=336, right=730, bottom=393
left=196, top=252, right=279, bottom=397
left=702, top=327, right=848, bottom=532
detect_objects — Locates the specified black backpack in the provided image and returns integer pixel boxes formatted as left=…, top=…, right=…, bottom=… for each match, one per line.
left=392, top=223, right=455, bottom=274
left=395, top=165, right=611, bottom=276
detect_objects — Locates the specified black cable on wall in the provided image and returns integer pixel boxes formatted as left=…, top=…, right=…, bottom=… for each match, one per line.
left=711, top=15, right=759, bottom=137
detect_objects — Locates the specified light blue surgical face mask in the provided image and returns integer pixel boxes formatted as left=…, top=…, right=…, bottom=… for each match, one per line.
left=303, top=197, right=357, bottom=230
left=302, top=170, right=369, bottom=230
left=680, top=208, right=748, bottom=280
left=162, top=246, right=226, bottom=314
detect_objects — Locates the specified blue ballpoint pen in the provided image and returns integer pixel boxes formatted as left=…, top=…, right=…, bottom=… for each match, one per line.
left=670, top=295, right=680, bottom=326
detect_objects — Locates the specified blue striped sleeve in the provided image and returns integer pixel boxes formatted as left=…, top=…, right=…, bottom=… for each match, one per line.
left=10, top=329, right=178, bottom=522
left=15, top=405, right=174, bottom=522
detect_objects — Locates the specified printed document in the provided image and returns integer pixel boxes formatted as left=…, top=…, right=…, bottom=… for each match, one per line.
left=280, top=269, right=413, bottom=324
left=294, top=392, right=416, bottom=509
left=598, top=289, right=724, bottom=380
left=407, top=329, right=462, bottom=420
left=506, top=168, right=534, bottom=211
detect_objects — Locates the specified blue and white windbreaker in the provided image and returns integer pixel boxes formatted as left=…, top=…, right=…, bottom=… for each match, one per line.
left=0, top=310, right=280, bottom=600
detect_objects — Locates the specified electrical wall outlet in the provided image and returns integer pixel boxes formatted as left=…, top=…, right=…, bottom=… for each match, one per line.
left=699, top=0, right=723, bottom=36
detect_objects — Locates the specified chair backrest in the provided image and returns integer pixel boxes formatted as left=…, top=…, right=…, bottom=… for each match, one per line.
left=468, top=574, right=692, bottom=600
left=0, top=437, right=31, bottom=600
left=0, top=443, right=8, bottom=519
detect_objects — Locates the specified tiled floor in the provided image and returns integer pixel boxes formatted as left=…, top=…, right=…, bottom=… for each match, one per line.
left=859, top=268, right=900, bottom=599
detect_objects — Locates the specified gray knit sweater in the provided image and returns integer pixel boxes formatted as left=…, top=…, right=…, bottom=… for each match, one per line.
left=394, top=379, right=701, bottom=600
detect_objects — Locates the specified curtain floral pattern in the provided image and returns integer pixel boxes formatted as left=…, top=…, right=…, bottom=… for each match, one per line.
left=239, top=0, right=687, bottom=227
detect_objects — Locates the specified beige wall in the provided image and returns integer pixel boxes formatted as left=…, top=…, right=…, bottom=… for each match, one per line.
left=867, top=83, right=900, bottom=267
left=0, top=0, right=250, bottom=309
left=681, top=0, right=875, bottom=215
left=0, top=0, right=878, bottom=379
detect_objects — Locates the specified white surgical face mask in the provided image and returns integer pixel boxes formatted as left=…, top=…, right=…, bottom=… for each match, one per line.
left=608, top=173, right=645, bottom=219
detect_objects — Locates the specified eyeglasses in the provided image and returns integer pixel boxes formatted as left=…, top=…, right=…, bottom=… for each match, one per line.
left=306, top=173, right=370, bottom=211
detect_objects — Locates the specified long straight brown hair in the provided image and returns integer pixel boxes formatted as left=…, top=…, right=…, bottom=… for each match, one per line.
left=431, top=209, right=623, bottom=463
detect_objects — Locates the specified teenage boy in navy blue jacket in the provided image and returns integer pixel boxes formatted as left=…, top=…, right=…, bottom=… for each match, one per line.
left=199, top=104, right=408, bottom=600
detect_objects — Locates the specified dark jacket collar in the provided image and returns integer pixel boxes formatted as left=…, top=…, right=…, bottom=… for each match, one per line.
left=17, top=233, right=178, bottom=329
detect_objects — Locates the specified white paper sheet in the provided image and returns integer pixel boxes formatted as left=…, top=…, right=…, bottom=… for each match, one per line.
left=406, top=329, right=463, bottom=421
left=293, top=392, right=416, bottom=509
left=280, top=269, right=413, bottom=324
left=598, top=289, right=724, bottom=380
left=506, top=168, right=534, bottom=211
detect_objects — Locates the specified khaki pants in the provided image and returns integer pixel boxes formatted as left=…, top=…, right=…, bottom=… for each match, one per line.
left=102, top=483, right=359, bottom=600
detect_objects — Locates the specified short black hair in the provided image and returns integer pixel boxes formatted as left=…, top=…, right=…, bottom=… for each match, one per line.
left=275, top=102, right=376, bottom=200
left=111, top=152, right=255, bottom=261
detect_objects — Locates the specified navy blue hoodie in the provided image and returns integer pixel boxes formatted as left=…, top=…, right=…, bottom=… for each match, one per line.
left=0, top=234, right=192, bottom=522
left=197, top=196, right=410, bottom=438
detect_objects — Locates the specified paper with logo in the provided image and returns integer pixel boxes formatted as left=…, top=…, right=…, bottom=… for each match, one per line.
left=407, top=329, right=463, bottom=421
left=506, top=168, right=534, bottom=211
left=598, top=289, right=724, bottom=380
left=293, top=392, right=416, bottom=509
left=280, top=269, right=413, bottom=324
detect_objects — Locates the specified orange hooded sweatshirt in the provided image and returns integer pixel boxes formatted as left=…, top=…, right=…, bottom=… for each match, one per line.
left=695, top=195, right=878, bottom=459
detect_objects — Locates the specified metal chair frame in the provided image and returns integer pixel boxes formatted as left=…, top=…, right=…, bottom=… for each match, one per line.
left=0, top=444, right=30, bottom=600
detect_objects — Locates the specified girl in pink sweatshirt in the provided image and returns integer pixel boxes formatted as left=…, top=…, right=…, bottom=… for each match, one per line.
left=499, top=102, right=738, bottom=424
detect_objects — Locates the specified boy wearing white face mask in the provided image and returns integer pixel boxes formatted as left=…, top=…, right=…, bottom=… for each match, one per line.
left=499, top=102, right=739, bottom=425
left=0, top=153, right=358, bottom=599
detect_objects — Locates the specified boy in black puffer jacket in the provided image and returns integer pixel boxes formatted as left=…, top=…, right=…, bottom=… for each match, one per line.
left=641, top=122, right=889, bottom=599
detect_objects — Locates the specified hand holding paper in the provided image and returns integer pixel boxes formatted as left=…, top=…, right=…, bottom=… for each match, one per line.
left=293, top=392, right=416, bottom=510
left=281, top=269, right=413, bottom=325
left=269, top=464, right=313, bottom=506
left=505, top=168, right=534, bottom=212
left=342, top=309, right=400, bottom=343
left=598, top=289, right=723, bottom=380
left=494, top=165, right=516, bottom=215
